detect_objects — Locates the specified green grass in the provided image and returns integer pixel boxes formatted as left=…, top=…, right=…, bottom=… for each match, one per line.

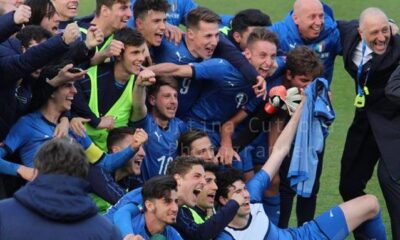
left=79, top=1, right=397, bottom=238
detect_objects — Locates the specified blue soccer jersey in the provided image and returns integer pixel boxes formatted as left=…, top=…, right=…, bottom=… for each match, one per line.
left=217, top=170, right=349, bottom=240
left=3, top=111, right=56, bottom=169
left=132, top=214, right=183, bottom=240
left=131, top=114, right=187, bottom=181
left=153, top=38, right=203, bottom=118
left=128, top=0, right=197, bottom=27
left=104, top=187, right=143, bottom=221
left=186, top=58, right=255, bottom=145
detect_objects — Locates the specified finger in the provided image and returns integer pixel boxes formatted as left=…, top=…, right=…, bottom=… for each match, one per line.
left=233, top=151, right=241, bottom=161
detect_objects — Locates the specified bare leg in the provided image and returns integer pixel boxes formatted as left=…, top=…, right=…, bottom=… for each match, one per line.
left=339, top=194, right=380, bottom=232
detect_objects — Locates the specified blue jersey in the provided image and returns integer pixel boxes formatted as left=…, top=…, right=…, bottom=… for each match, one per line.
left=269, top=7, right=342, bottom=84
left=4, top=111, right=55, bottom=168
left=132, top=115, right=187, bottom=181
left=218, top=170, right=349, bottom=240
left=187, top=58, right=255, bottom=145
left=153, top=38, right=203, bottom=118
left=104, top=187, right=143, bottom=221
left=132, top=214, right=183, bottom=240
left=128, top=0, right=197, bottom=27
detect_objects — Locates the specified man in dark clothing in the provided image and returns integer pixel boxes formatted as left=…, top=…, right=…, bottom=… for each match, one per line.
left=0, top=138, right=122, bottom=240
left=338, top=7, right=400, bottom=239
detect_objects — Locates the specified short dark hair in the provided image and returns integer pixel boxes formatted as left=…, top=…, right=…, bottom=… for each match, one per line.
left=114, top=28, right=145, bottom=47
left=231, top=9, right=271, bottom=34
left=133, top=0, right=169, bottom=21
left=246, top=27, right=279, bottom=48
left=142, top=175, right=177, bottom=211
left=185, top=7, right=221, bottom=30
left=95, top=0, right=130, bottom=16
left=204, top=162, right=219, bottom=175
left=25, top=0, right=57, bottom=27
left=215, top=168, right=245, bottom=202
left=285, top=46, right=324, bottom=78
left=177, top=129, right=209, bottom=155
left=166, top=156, right=204, bottom=176
left=107, top=126, right=135, bottom=152
left=34, top=137, right=89, bottom=178
left=147, top=76, right=179, bottom=97
left=16, top=25, right=52, bottom=49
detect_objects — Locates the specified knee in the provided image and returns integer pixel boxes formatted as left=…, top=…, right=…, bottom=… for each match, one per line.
left=362, top=194, right=380, bottom=218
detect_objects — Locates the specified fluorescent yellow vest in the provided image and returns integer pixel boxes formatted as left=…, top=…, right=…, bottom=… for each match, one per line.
left=182, top=205, right=208, bottom=224
left=219, top=26, right=231, bottom=35
left=84, top=65, right=135, bottom=151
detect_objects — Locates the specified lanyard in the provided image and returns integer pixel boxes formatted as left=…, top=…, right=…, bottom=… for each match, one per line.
left=354, top=41, right=370, bottom=108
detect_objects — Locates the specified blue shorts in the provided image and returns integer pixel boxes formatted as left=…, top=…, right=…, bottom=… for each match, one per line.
left=267, top=205, right=349, bottom=239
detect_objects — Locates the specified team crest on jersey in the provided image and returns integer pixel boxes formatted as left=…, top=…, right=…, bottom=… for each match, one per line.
left=235, top=92, right=248, bottom=108
left=314, top=41, right=325, bottom=53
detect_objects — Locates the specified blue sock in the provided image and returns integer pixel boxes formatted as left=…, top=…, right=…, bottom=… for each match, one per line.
left=358, top=210, right=387, bottom=240
left=263, top=194, right=280, bottom=225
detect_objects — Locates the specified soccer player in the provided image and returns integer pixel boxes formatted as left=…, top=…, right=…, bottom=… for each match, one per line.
left=149, top=27, right=275, bottom=149
left=79, top=0, right=132, bottom=65
left=131, top=175, right=183, bottom=239
left=130, top=74, right=188, bottom=180
left=72, top=28, right=146, bottom=151
left=87, top=126, right=147, bottom=212
left=219, top=46, right=324, bottom=227
left=25, top=0, right=61, bottom=34
left=215, top=101, right=386, bottom=240
left=220, top=8, right=271, bottom=51
left=174, top=162, right=245, bottom=240
left=50, top=0, right=80, bottom=30
left=178, top=129, right=217, bottom=164
left=106, top=156, right=206, bottom=237
left=150, top=6, right=266, bottom=117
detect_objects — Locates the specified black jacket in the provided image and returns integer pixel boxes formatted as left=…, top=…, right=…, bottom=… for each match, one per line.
left=338, top=20, right=400, bottom=180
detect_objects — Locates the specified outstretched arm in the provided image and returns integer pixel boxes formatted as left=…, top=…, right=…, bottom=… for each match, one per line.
left=262, top=99, right=304, bottom=178
left=148, top=63, right=193, bottom=78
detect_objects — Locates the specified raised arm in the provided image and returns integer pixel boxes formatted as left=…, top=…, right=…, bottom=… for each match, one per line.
left=262, top=99, right=304, bottom=178
left=131, top=69, right=156, bottom=122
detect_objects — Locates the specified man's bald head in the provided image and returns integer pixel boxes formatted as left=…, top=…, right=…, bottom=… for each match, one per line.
left=358, top=7, right=390, bottom=55
left=293, top=0, right=324, bottom=40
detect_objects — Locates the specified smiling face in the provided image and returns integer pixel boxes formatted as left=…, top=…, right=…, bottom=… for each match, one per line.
left=149, top=85, right=178, bottom=121
left=146, top=189, right=179, bottom=225
left=196, top=171, right=218, bottom=210
left=175, top=164, right=206, bottom=207
left=136, top=10, right=166, bottom=47
left=359, top=14, right=390, bottom=55
left=187, top=20, right=220, bottom=59
left=293, top=0, right=324, bottom=41
left=245, top=39, right=277, bottom=78
left=119, top=43, right=146, bottom=75
left=51, top=81, right=77, bottom=112
left=189, top=136, right=217, bottom=164
left=51, top=0, right=79, bottom=21
left=106, top=1, right=132, bottom=31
